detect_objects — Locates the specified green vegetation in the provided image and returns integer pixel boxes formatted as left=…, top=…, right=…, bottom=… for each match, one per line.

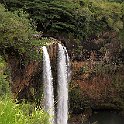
left=0, top=4, right=34, bottom=55
left=0, top=0, right=124, bottom=123
left=0, top=4, right=51, bottom=124
left=0, top=3, right=51, bottom=60
left=1, top=0, right=123, bottom=41
left=0, top=53, right=50, bottom=124
left=0, top=55, right=10, bottom=99
left=0, top=52, right=50, bottom=123
left=1, top=0, right=123, bottom=62
left=0, top=99, right=50, bottom=124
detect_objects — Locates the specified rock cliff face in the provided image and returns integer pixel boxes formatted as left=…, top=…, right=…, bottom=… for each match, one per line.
left=68, top=59, right=124, bottom=123
left=7, top=42, right=58, bottom=102
left=7, top=52, right=39, bottom=99
left=70, top=60, right=124, bottom=113
left=6, top=34, right=124, bottom=115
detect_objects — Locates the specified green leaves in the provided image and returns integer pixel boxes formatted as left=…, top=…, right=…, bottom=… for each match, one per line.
left=0, top=99, right=50, bottom=124
left=0, top=4, right=33, bottom=53
left=0, top=4, right=50, bottom=61
left=0, top=0, right=124, bottom=54
left=0, top=56, right=10, bottom=98
left=1, top=0, right=123, bottom=41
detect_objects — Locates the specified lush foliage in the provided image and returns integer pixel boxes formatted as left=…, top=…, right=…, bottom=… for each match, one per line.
left=0, top=56, right=10, bottom=99
left=0, top=4, right=51, bottom=60
left=0, top=5, right=51, bottom=124
left=0, top=99, right=50, bottom=124
left=0, top=0, right=124, bottom=119
left=0, top=4, right=34, bottom=54
left=1, top=0, right=123, bottom=41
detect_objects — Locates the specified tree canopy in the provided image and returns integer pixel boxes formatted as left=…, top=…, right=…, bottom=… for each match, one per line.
left=0, top=4, right=51, bottom=60
left=0, top=4, right=34, bottom=57
left=1, top=0, right=123, bottom=41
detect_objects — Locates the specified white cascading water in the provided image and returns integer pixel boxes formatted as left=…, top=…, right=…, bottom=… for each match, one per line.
left=64, top=46, right=71, bottom=83
left=43, top=46, right=54, bottom=124
left=57, top=43, right=69, bottom=124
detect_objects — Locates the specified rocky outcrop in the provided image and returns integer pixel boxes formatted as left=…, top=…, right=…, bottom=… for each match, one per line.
left=7, top=53, right=39, bottom=98
left=6, top=42, right=59, bottom=100
left=69, top=59, right=124, bottom=114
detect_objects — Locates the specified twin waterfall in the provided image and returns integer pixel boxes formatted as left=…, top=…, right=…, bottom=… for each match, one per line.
left=43, top=44, right=70, bottom=124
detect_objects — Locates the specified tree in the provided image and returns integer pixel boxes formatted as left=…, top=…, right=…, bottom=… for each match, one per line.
left=0, top=3, right=50, bottom=61
left=0, top=4, right=35, bottom=56
left=1, top=0, right=123, bottom=41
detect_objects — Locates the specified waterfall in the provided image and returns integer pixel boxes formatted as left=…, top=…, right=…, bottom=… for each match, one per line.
left=63, top=46, right=72, bottom=83
left=57, top=43, right=69, bottom=124
left=42, top=46, right=54, bottom=124
left=42, top=44, right=70, bottom=124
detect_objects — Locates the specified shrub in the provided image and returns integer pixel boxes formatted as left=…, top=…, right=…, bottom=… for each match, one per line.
left=0, top=99, right=50, bottom=124
left=0, top=4, right=49, bottom=60
left=0, top=56, right=11, bottom=98
left=0, top=4, right=34, bottom=54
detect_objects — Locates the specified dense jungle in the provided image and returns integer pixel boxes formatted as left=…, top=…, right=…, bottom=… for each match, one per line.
left=0, top=0, right=124, bottom=124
